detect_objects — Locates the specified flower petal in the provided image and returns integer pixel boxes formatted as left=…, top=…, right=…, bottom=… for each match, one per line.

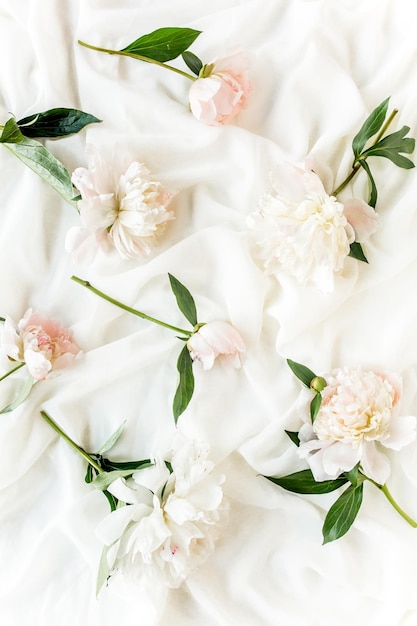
left=342, top=197, right=378, bottom=242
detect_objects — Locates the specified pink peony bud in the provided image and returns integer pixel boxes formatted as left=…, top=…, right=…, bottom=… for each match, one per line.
left=188, top=52, right=251, bottom=126
left=187, top=321, right=245, bottom=370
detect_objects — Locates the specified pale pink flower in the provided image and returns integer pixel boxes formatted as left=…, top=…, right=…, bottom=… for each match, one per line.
left=67, top=149, right=174, bottom=263
left=298, top=367, right=416, bottom=484
left=188, top=52, right=251, bottom=125
left=247, top=162, right=378, bottom=292
left=96, top=433, right=225, bottom=589
left=187, top=321, right=245, bottom=370
left=1, top=309, right=80, bottom=380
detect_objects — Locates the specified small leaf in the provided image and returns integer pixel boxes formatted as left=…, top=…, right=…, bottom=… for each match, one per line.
left=121, top=27, right=201, bottom=63
left=97, top=421, right=126, bottom=455
left=17, top=108, right=101, bottom=138
left=287, top=358, right=317, bottom=388
left=352, top=98, right=390, bottom=158
left=344, top=463, right=361, bottom=487
left=85, top=464, right=95, bottom=484
left=96, top=544, right=112, bottom=596
left=358, top=159, right=378, bottom=207
left=349, top=241, right=368, bottom=263
left=322, top=483, right=364, bottom=544
left=92, top=468, right=139, bottom=491
left=310, top=393, right=322, bottom=423
left=285, top=430, right=300, bottom=447
left=182, top=51, right=203, bottom=75
left=362, top=126, right=415, bottom=169
left=102, top=458, right=153, bottom=472
left=173, top=344, right=195, bottom=423
left=266, top=469, right=348, bottom=494
left=0, top=375, right=35, bottom=413
left=0, top=118, right=74, bottom=202
left=168, top=273, right=197, bottom=327
left=102, top=489, right=118, bottom=512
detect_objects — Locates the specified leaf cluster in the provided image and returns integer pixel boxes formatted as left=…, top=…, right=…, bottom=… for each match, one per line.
left=287, top=359, right=325, bottom=422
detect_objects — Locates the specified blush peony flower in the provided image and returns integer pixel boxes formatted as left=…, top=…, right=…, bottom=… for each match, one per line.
left=67, top=149, right=174, bottom=263
left=188, top=52, right=251, bottom=125
left=247, top=162, right=378, bottom=293
left=1, top=309, right=81, bottom=380
left=187, top=321, right=245, bottom=370
left=298, top=367, right=416, bottom=484
left=95, top=434, right=225, bottom=590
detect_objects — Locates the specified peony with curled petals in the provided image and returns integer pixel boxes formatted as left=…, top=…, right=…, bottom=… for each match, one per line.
left=188, top=52, right=251, bottom=125
left=187, top=321, right=245, bottom=370
left=1, top=309, right=80, bottom=380
left=67, top=149, right=174, bottom=263
left=247, top=162, right=378, bottom=292
left=96, top=433, right=226, bottom=590
left=297, top=367, right=416, bottom=485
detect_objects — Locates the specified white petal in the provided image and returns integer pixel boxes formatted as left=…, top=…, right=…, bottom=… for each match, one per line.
left=321, top=441, right=361, bottom=478
left=360, top=442, right=391, bottom=484
left=383, top=415, right=417, bottom=450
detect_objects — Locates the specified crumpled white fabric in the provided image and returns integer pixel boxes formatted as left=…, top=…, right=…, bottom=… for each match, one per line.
left=1, top=0, right=417, bottom=625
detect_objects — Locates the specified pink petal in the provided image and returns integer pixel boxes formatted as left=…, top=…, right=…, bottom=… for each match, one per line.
left=342, top=198, right=378, bottom=242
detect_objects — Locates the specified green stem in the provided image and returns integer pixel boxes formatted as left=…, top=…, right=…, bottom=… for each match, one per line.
left=78, top=40, right=196, bottom=82
left=331, top=108, right=399, bottom=196
left=40, top=410, right=103, bottom=473
left=71, top=275, right=193, bottom=337
left=0, top=361, right=25, bottom=383
left=367, top=477, right=417, bottom=528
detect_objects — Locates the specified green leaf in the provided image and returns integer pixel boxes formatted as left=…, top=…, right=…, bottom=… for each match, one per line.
left=168, top=273, right=198, bottom=327
left=17, top=108, right=101, bottom=138
left=0, top=118, right=74, bottom=202
left=173, top=344, right=195, bottom=422
left=121, top=27, right=201, bottom=63
left=92, top=468, right=140, bottom=491
left=352, top=98, right=390, bottom=159
left=101, top=458, right=153, bottom=472
left=266, top=469, right=348, bottom=494
left=96, top=543, right=112, bottom=596
left=182, top=50, right=203, bottom=76
left=344, top=463, right=362, bottom=487
left=102, top=489, right=118, bottom=512
left=85, top=464, right=95, bottom=484
left=0, top=375, right=35, bottom=413
left=349, top=241, right=368, bottom=263
left=285, top=430, right=300, bottom=447
left=358, top=159, right=378, bottom=207
left=97, top=421, right=126, bottom=455
left=310, top=393, right=322, bottom=423
left=287, top=358, right=317, bottom=388
left=322, top=483, right=364, bottom=544
left=362, top=126, right=415, bottom=169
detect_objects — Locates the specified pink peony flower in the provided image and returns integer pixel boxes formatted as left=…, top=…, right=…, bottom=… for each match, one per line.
left=188, top=52, right=251, bottom=125
left=67, top=149, right=174, bottom=263
left=298, top=367, right=416, bottom=484
left=187, top=321, right=246, bottom=370
left=247, top=162, right=378, bottom=292
left=1, top=309, right=81, bottom=380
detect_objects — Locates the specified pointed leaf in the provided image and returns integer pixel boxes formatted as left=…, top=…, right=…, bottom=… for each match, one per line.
left=96, top=544, right=112, bottom=596
left=266, top=469, right=348, bottom=494
left=182, top=51, right=203, bottom=76
left=173, top=344, right=194, bottom=422
left=102, top=489, right=118, bottom=512
left=285, top=430, right=300, bottom=447
left=357, top=158, right=378, bottom=207
left=17, top=108, right=101, bottom=138
left=322, top=483, right=364, bottom=544
left=85, top=464, right=95, bottom=484
left=0, top=375, right=35, bottom=413
left=349, top=241, right=368, bottom=263
left=362, top=126, right=415, bottom=169
left=92, top=468, right=139, bottom=491
left=121, top=27, right=201, bottom=62
left=102, top=459, right=153, bottom=472
left=352, top=98, right=389, bottom=158
left=287, top=358, right=317, bottom=388
left=97, top=421, right=126, bottom=455
left=310, top=393, right=322, bottom=423
left=168, top=273, right=197, bottom=327
left=0, top=118, right=74, bottom=202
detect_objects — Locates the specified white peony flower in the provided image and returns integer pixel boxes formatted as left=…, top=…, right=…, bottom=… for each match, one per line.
left=298, top=367, right=416, bottom=484
left=96, top=434, right=226, bottom=590
left=247, top=162, right=378, bottom=293
left=67, top=149, right=174, bottom=263
left=187, top=321, right=246, bottom=370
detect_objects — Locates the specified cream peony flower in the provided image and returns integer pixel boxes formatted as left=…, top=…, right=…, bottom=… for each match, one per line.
left=298, top=367, right=416, bottom=484
left=1, top=309, right=80, bottom=380
left=187, top=321, right=246, bottom=370
left=96, top=434, right=225, bottom=590
left=67, top=149, right=174, bottom=263
left=188, top=52, right=251, bottom=125
left=247, top=162, right=378, bottom=293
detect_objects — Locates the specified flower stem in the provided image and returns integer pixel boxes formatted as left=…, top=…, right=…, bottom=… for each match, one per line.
left=71, top=275, right=193, bottom=337
left=78, top=40, right=196, bottom=82
left=331, top=108, right=399, bottom=197
left=40, top=410, right=103, bottom=473
left=368, top=478, right=417, bottom=528
left=0, top=361, right=25, bottom=383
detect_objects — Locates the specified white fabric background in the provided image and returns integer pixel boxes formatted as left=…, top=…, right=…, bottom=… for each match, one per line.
left=1, top=0, right=417, bottom=624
